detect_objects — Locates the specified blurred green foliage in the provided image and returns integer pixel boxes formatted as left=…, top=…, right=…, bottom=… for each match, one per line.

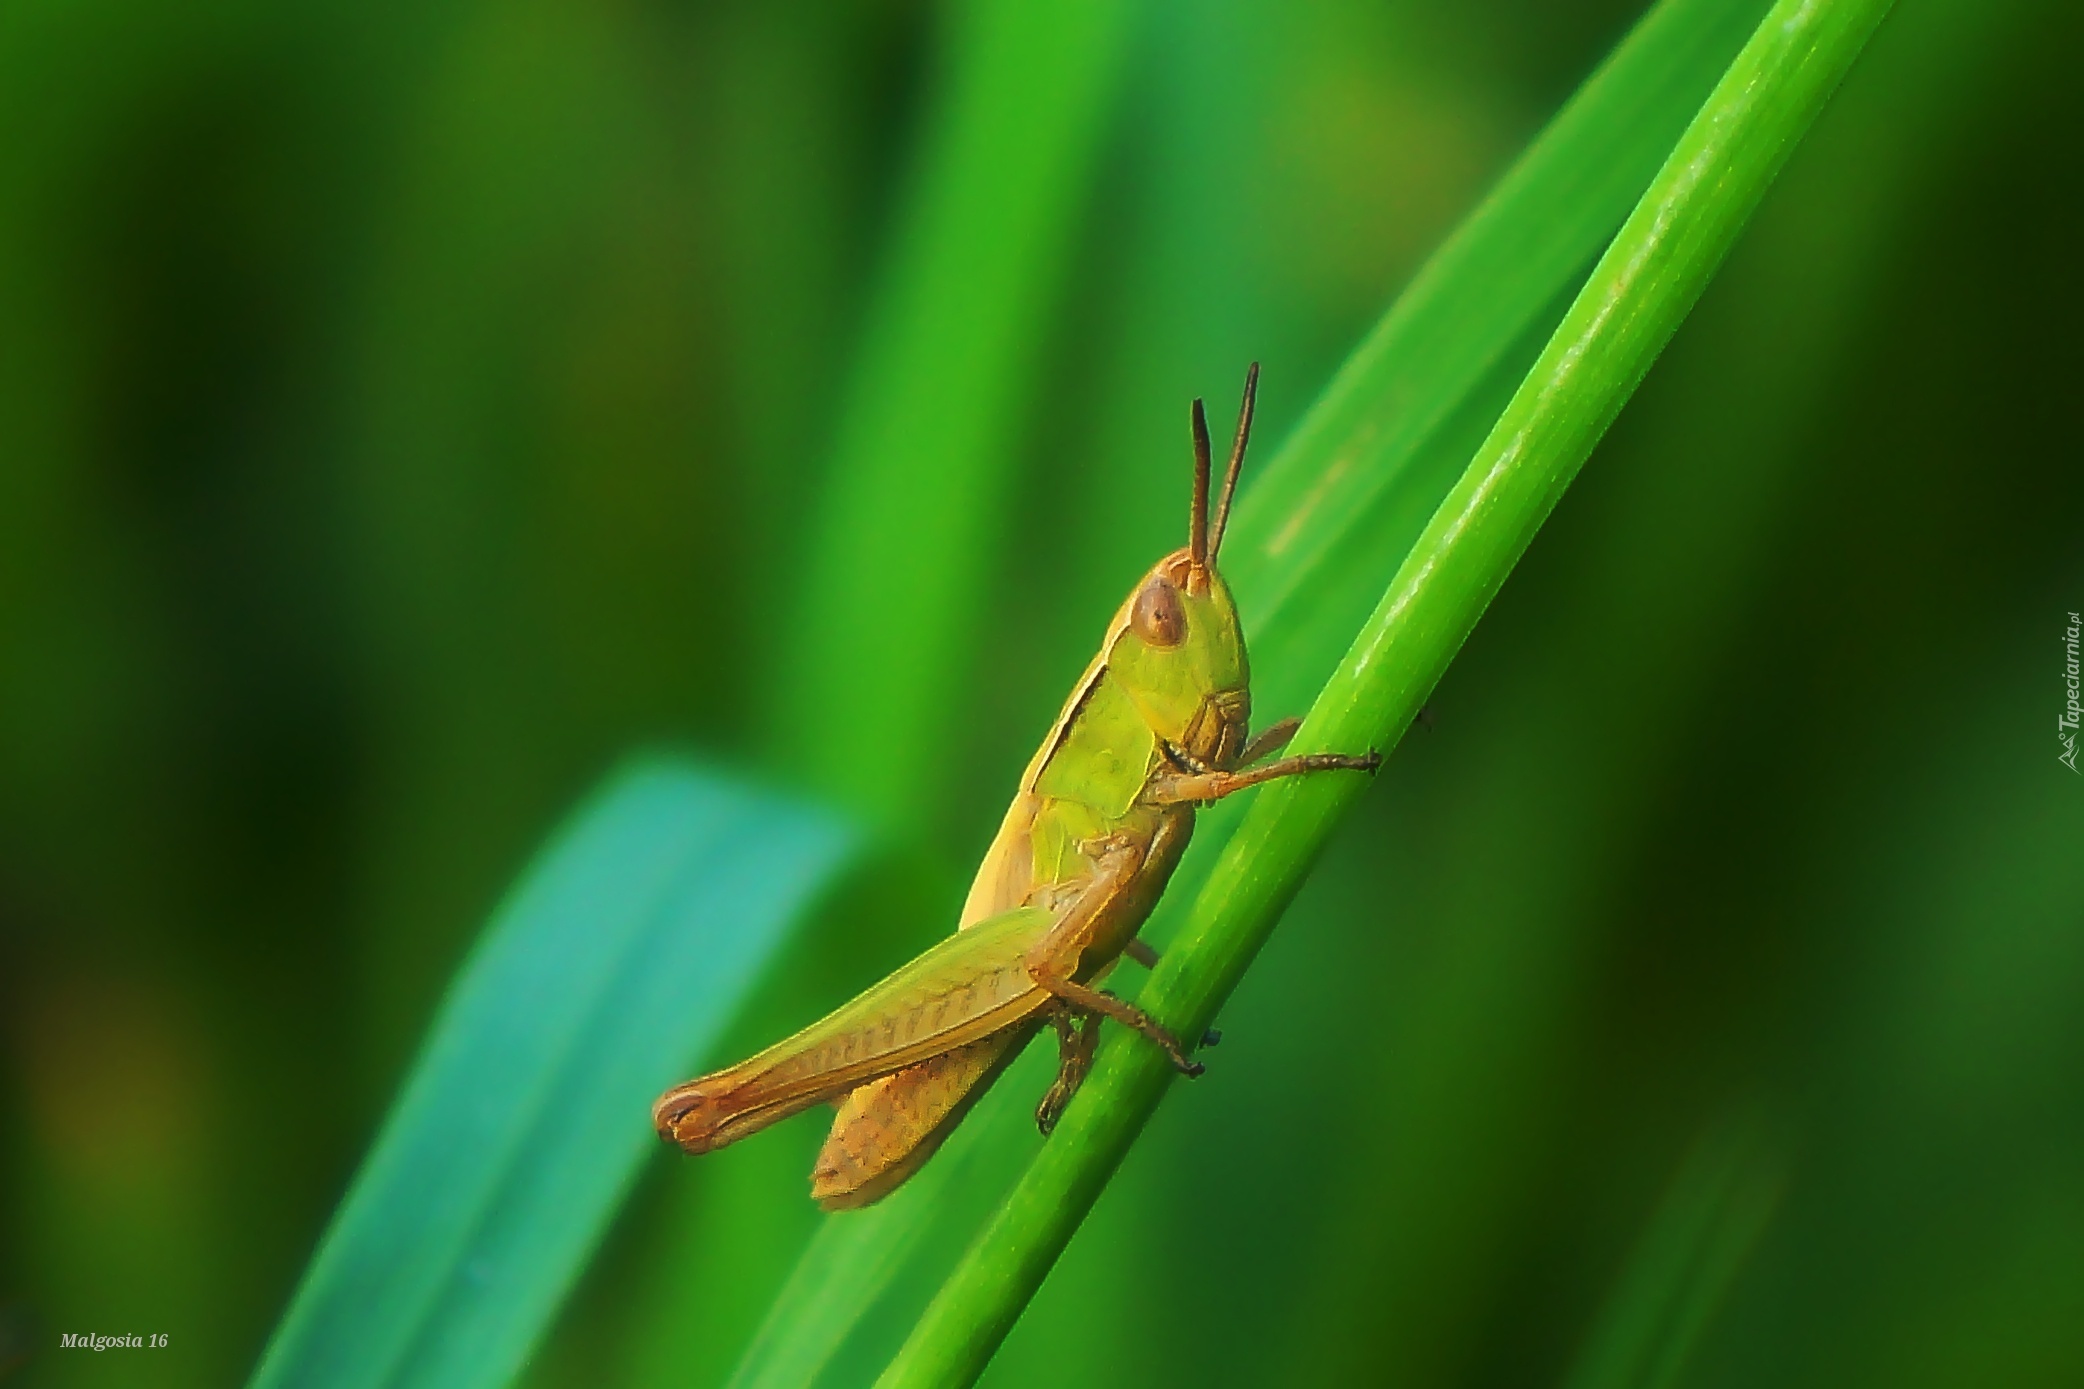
left=0, top=0, right=2079, bottom=1386
left=883, top=2, right=1902, bottom=1378
left=249, top=761, right=852, bottom=1389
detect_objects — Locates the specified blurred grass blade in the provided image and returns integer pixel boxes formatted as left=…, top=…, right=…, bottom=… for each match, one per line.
left=1222, top=0, right=1772, bottom=656
left=878, top=0, right=1895, bottom=1382
left=726, top=1196, right=937, bottom=1389
left=724, top=1051, right=1070, bottom=1388
left=1563, top=1115, right=1787, bottom=1389
left=249, top=760, right=854, bottom=1389
left=771, top=0, right=1135, bottom=827
left=729, top=0, right=1776, bottom=1380
left=724, top=1095, right=1019, bottom=1389
left=709, top=0, right=1137, bottom=1377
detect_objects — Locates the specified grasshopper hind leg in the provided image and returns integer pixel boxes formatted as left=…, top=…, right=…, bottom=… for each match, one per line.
left=1027, top=831, right=1207, bottom=1079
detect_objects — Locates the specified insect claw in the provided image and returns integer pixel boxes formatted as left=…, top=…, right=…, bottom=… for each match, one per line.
left=1200, top=1028, right=1222, bottom=1048
left=1182, top=1061, right=1206, bottom=1079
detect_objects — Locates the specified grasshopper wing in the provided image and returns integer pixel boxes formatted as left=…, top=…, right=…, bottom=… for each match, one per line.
left=653, top=904, right=1055, bottom=1155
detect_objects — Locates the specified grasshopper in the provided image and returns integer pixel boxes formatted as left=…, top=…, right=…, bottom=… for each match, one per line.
left=653, top=365, right=1379, bottom=1208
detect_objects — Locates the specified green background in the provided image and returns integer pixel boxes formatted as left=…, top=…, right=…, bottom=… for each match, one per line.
left=1, top=0, right=2078, bottom=1385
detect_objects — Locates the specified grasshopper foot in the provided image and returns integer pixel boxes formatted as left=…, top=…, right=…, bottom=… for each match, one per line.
left=1201, top=1028, right=1222, bottom=1048
left=1036, top=1065, right=1087, bottom=1134
left=1038, top=1008, right=1100, bottom=1136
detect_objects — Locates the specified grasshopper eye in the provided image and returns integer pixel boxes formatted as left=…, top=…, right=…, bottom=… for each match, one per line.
left=1131, top=574, right=1188, bottom=648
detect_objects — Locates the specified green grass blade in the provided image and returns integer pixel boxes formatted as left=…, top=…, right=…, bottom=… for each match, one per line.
left=876, top=0, right=1895, bottom=1382
left=723, top=1093, right=1017, bottom=1389
left=699, top=1, right=1138, bottom=1377
left=719, top=1039, right=1054, bottom=1389
left=1222, top=0, right=1771, bottom=660
left=725, top=1194, right=941, bottom=1389
left=770, top=0, right=1136, bottom=828
left=248, top=760, right=853, bottom=1389
left=724, top=0, right=1773, bottom=1379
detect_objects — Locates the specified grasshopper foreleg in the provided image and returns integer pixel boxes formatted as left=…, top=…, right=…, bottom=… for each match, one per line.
left=1142, top=749, right=1380, bottom=806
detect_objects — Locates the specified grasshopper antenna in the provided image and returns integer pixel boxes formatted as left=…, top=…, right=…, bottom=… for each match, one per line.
left=1189, top=396, right=1213, bottom=568
left=1209, top=361, right=1258, bottom=559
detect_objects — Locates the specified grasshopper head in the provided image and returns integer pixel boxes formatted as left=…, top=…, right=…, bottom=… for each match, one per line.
left=1106, top=365, right=1260, bottom=772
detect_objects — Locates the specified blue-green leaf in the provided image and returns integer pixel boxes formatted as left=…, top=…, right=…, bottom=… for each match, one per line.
left=250, top=758, right=855, bottom=1389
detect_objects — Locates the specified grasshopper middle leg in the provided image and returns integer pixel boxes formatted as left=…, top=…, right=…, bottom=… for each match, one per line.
left=1036, top=1006, right=1101, bottom=1135
left=1023, top=832, right=1205, bottom=1079
left=1237, top=716, right=1301, bottom=766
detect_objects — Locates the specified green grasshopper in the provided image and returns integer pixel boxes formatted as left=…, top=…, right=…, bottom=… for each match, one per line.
left=653, top=366, right=1378, bottom=1208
